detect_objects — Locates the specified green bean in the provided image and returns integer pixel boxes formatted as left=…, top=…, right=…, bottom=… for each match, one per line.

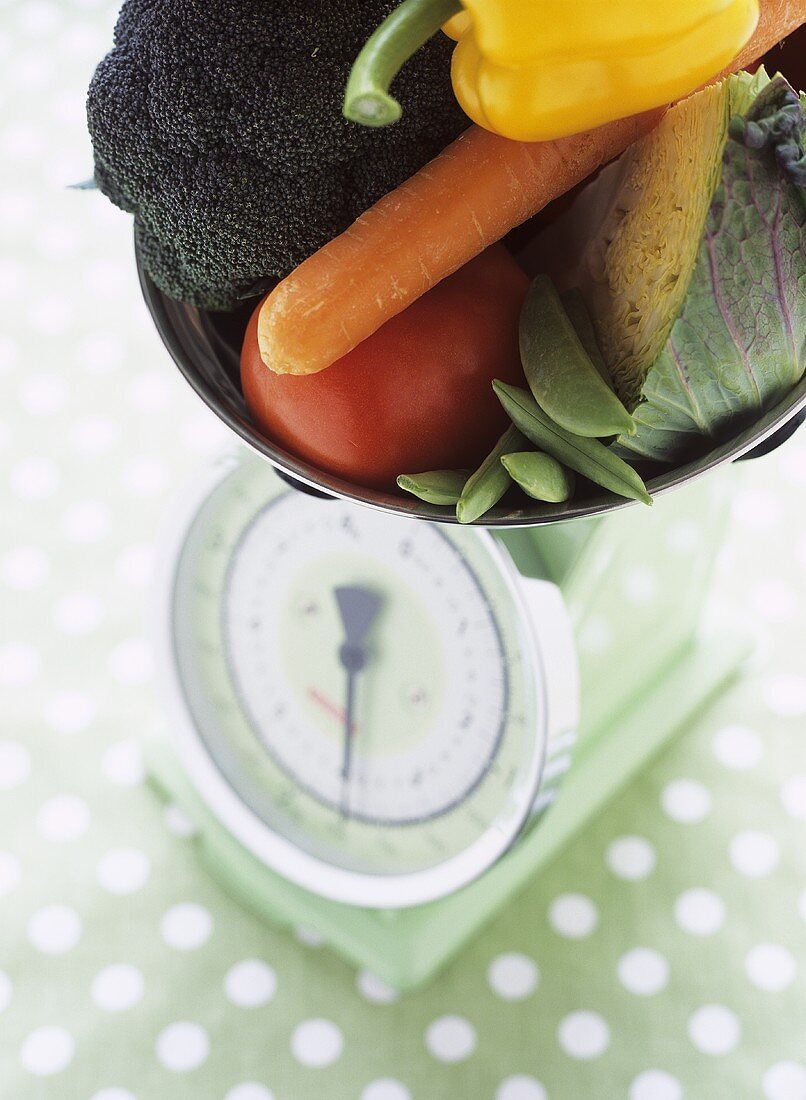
left=520, top=275, right=635, bottom=438
left=397, top=469, right=468, bottom=506
left=494, top=381, right=652, bottom=506
left=456, top=425, right=527, bottom=524
left=560, top=287, right=612, bottom=389
left=501, top=451, right=575, bottom=503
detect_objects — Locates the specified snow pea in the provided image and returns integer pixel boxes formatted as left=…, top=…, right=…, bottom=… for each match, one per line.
left=456, top=425, right=527, bottom=524
left=560, top=287, right=612, bottom=389
left=501, top=451, right=575, bottom=503
left=494, top=381, right=652, bottom=505
left=520, top=275, right=635, bottom=438
left=397, top=469, right=468, bottom=505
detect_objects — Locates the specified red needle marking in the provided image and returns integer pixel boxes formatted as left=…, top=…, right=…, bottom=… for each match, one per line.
left=307, top=687, right=358, bottom=733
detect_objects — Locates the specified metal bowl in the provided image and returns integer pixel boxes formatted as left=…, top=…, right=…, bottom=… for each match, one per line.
left=137, top=248, right=806, bottom=527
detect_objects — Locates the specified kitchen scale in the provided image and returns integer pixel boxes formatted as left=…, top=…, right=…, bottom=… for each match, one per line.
left=147, top=448, right=750, bottom=990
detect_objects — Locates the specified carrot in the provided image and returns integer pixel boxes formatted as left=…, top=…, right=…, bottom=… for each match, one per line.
left=258, top=0, right=805, bottom=377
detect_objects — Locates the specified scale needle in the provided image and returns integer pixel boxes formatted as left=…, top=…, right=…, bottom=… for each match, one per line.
left=333, top=585, right=382, bottom=818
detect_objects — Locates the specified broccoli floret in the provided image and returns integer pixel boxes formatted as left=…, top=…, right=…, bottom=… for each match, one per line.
left=87, top=0, right=469, bottom=311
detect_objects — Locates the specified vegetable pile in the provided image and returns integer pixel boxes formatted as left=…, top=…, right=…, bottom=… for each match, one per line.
left=86, top=0, right=468, bottom=311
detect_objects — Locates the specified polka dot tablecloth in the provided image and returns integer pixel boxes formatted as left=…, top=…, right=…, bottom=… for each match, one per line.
left=1, top=2, right=805, bottom=1097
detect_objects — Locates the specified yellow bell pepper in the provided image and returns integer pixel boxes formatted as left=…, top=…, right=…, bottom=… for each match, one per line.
left=344, top=0, right=760, bottom=142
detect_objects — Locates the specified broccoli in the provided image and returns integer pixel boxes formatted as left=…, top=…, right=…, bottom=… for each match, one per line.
left=87, top=0, right=469, bottom=312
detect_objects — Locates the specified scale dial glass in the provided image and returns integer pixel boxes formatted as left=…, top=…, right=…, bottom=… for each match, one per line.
left=166, top=457, right=546, bottom=902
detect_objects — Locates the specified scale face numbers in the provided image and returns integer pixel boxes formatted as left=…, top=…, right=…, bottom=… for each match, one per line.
left=162, top=457, right=548, bottom=907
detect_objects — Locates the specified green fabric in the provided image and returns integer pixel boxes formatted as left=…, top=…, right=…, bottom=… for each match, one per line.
left=1, top=2, right=805, bottom=1098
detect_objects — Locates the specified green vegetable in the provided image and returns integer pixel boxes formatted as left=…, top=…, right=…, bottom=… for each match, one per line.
left=519, top=275, right=635, bottom=438
left=86, top=0, right=469, bottom=311
left=494, top=382, right=652, bottom=506
left=501, top=452, right=575, bottom=503
left=559, top=68, right=806, bottom=465
left=456, top=425, right=527, bottom=524
left=397, top=469, right=468, bottom=505
left=344, top=0, right=463, bottom=127
left=560, top=287, right=612, bottom=389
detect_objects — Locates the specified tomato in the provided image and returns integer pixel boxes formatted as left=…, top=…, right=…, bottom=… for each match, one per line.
left=240, top=245, right=529, bottom=490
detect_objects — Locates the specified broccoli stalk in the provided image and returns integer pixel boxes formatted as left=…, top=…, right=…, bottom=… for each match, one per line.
left=87, top=0, right=469, bottom=312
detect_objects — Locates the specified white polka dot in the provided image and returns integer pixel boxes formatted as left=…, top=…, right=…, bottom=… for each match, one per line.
left=745, top=943, right=796, bottom=992
left=361, top=1080, right=411, bottom=1100
left=779, top=445, right=806, bottom=487
left=35, top=220, right=80, bottom=259
left=0, top=851, right=21, bottom=896
left=674, top=888, right=726, bottom=936
left=622, top=566, right=658, bottom=604
left=733, top=489, right=782, bottom=529
left=557, top=1011, right=610, bottom=1060
left=0, top=970, right=13, bottom=1013
left=666, top=520, right=702, bottom=555
left=291, top=1019, right=344, bottom=1068
left=712, top=725, right=763, bottom=770
left=1, top=121, right=45, bottom=159
left=0, top=191, right=35, bottom=231
left=617, top=948, right=669, bottom=996
left=180, top=410, right=231, bottom=454
left=548, top=893, right=599, bottom=938
left=97, top=847, right=151, bottom=895
left=356, top=970, right=399, bottom=1004
left=425, top=1016, right=476, bottom=1063
left=781, top=775, right=806, bottom=820
left=91, top=964, right=145, bottom=1012
left=578, top=616, right=612, bottom=654
left=108, top=639, right=153, bottom=685
left=75, top=332, right=125, bottom=374
left=122, top=457, right=167, bottom=497
left=798, top=535, right=806, bottom=571
left=629, top=1070, right=683, bottom=1100
left=763, top=675, right=806, bottom=717
left=37, top=794, right=90, bottom=842
left=102, top=739, right=145, bottom=786
left=164, top=803, right=197, bottom=838
left=606, top=836, right=656, bottom=881
left=17, top=1, right=63, bottom=34
left=661, top=778, right=712, bottom=824
left=293, top=924, right=324, bottom=947
left=85, top=258, right=128, bottom=297
left=62, top=501, right=110, bottom=543
left=53, top=592, right=105, bottom=636
left=0, top=642, right=40, bottom=686
left=44, top=691, right=97, bottom=734
left=798, top=889, right=806, bottom=923
left=762, top=1061, right=806, bottom=1100
left=0, top=257, right=29, bottom=297
left=496, top=1076, right=547, bottom=1100
left=155, top=1022, right=210, bottom=1073
left=115, top=544, right=154, bottom=587
left=0, top=740, right=31, bottom=789
left=19, top=374, right=67, bottom=415
left=729, top=830, right=780, bottom=877
left=1, top=546, right=49, bottom=589
left=687, top=1005, right=740, bottom=1055
left=27, top=295, right=73, bottom=334
left=487, top=953, right=539, bottom=1001
left=27, top=904, right=82, bottom=954
left=224, top=1086, right=275, bottom=1100
left=19, top=1025, right=74, bottom=1076
left=9, top=456, right=60, bottom=499
left=224, top=960, right=277, bottom=1008
left=126, top=373, right=172, bottom=410
left=61, top=20, right=106, bottom=55
left=69, top=415, right=120, bottom=454
left=89, top=1090, right=136, bottom=1100
left=161, top=903, right=213, bottom=951
left=749, top=579, right=798, bottom=622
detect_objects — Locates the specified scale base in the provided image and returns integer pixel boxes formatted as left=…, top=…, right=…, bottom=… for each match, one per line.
left=147, top=633, right=749, bottom=992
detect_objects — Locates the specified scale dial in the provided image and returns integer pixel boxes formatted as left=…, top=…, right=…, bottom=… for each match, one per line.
left=161, top=456, right=551, bottom=908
